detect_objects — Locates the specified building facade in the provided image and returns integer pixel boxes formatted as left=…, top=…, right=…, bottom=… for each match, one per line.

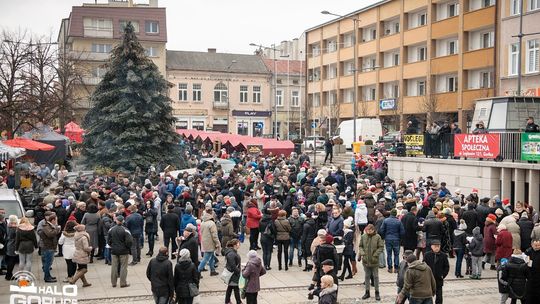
left=261, top=36, right=306, bottom=60
left=498, top=0, right=540, bottom=96
left=58, top=0, right=167, bottom=121
left=305, top=0, right=497, bottom=135
left=166, top=49, right=272, bottom=137
left=262, top=59, right=305, bottom=139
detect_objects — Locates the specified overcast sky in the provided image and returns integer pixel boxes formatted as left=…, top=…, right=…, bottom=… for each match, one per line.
left=0, top=0, right=379, bottom=54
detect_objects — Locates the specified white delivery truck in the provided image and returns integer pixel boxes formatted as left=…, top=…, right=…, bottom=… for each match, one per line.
left=337, top=118, right=383, bottom=149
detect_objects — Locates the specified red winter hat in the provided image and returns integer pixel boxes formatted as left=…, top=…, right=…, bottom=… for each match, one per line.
left=487, top=214, right=497, bottom=222
left=325, top=234, right=334, bottom=244
left=502, top=198, right=510, bottom=206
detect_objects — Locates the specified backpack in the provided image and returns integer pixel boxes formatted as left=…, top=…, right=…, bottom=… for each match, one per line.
left=263, top=222, right=274, bottom=239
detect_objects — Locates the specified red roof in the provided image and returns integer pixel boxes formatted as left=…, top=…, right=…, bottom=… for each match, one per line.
left=3, top=138, right=55, bottom=151
left=263, top=59, right=305, bottom=76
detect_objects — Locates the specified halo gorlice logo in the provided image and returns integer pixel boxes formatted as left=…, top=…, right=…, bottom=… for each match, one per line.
left=9, top=271, right=78, bottom=303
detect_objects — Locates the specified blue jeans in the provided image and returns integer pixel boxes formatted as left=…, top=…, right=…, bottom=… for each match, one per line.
left=409, top=297, right=433, bottom=304
left=104, top=247, right=111, bottom=264
left=153, top=295, right=169, bottom=304
left=288, top=237, right=302, bottom=263
left=386, top=239, right=400, bottom=269
left=197, top=251, right=216, bottom=272
left=41, top=249, right=55, bottom=280
left=455, top=248, right=464, bottom=276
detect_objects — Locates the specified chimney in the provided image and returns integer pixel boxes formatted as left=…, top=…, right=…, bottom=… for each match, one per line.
left=207, top=48, right=217, bottom=53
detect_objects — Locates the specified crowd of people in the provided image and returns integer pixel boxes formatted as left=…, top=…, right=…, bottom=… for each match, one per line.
left=1, top=136, right=540, bottom=304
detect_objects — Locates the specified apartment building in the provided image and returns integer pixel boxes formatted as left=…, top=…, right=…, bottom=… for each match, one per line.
left=58, top=0, right=167, bottom=121
left=305, top=0, right=497, bottom=134
left=166, top=49, right=272, bottom=137
left=498, top=0, right=540, bottom=96
left=263, top=59, right=305, bottom=139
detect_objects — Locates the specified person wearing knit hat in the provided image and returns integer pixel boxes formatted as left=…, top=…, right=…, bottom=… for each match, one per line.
left=358, top=223, right=384, bottom=300
left=495, top=223, right=513, bottom=262
left=173, top=248, right=198, bottom=304
left=483, top=213, right=498, bottom=270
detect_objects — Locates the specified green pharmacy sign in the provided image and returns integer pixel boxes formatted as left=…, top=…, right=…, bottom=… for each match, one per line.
left=521, top=133, right=540, bottom=161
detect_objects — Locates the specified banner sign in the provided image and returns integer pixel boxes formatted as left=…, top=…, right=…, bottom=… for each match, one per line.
left=454, top=134, right=500, bottom=159
left=247, top=144, right=263, bottom=155
left=379, top=98, right=397, bottom=110
left=521, top=133, right=540, bottom=161
left=404, top=134, right=424, bottom=155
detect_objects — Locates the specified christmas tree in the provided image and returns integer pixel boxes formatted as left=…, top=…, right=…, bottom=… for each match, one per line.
left=82, top=22, right=181, bottom=171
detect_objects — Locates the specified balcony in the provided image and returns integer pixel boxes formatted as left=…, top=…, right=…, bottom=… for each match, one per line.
left=432, top=92, right=459, bottom=112
left=462, top=88, right=494, bottom=109
left=431, top=54, right=458, bottom=74
left=358, top=70, right=377, bottom=86
left=339, top=75, right=354, bottom=89
left=82, top=77, right=101, bottom=86
left=464, top=6, right=495, bottom=31
left=380, top=34, right=401, bottom=52
left=83, top=27, right=113, bottom=38
left=404, top=0, right=428, bottom=12
left=463, top=48, right=494, bottom=70
left=339, top=47, right=354, bottom=61
left=308, top=56, right=320, bottom=68
left=403, top=26, right=427, bottom=46
left=379, top=66, right=400, bottom=83
left=357, top=40, right=377, bottom=57
left=431, top=16, right=459, bottom=39
left=213, top=101, right=229, bottom=109
left=403, top=61, right=428, bottom=79
left=402, top=96, right=424, bottom=114
left=322, top=52, right=338, bottom=65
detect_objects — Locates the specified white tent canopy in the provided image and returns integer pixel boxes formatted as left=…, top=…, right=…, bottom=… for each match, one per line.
left=0, top=142, right=26, bottom=161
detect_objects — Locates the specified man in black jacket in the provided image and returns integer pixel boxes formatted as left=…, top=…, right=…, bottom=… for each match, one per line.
left=424, top=240, right=449, bottom=304
left=461, top=203, right=479, bottom=235
left=108, top=215, right=133, bottom=288
left=178, top=224, right=199, bottom=267
left=423, top=211, right=443, bottom=253
left=499, top=251, right=530, bottom=304
left=146, top=246, right=174, bottom=303
left=401, top=206, right=419, bottom=252
left=160, top=204, right=180, bottom=258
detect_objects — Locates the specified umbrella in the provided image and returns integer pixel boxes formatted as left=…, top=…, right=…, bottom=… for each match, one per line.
left=3, top=138, right=55, bottom=151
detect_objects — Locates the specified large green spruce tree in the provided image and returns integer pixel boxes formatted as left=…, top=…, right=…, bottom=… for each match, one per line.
left=82, top=23, right=181, bottom=171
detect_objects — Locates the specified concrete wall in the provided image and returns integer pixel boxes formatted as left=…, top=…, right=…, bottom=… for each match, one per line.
left=388, top=157, right=540, bottom=210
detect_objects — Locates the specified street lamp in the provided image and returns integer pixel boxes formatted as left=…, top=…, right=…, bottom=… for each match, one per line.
left=250, top=42, right=281, bottom=138
left=226, top=60, right=237, bottom=133
left=321, top=10, right=360, bottom=144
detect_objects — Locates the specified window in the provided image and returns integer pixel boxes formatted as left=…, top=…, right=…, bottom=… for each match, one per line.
left=178, top=83, right=188, bottom=101
left=509, top=43, right=519, bottom=75
left=531, top=0, right=540, bottom=11
left=327, top=64, right=337, bottom=79
left=237, top=121, right=248, bottom=135
left=252, top=86, right=261, bottom=103
left=328, top=91, right=337, bottom=105
left=371, top=28, right=377, bottom=40
left=327, top=40, right=337, bottom=52
left=418, top=47, right=427, bottom=61
left=481, top=32, right=494, bottom=48
left=145, top=47, right=158, bottom=57
left=342, top=89, right=353, bottom=103
left=418, top=81, right=426, bottom=96
left=393, top=53, right=400, bottom=66
left=192, top=121, right=204, bottom=131
left=419, top=13, right=427, bottom=26
left=84, top=18, right=112, bottom=31
left=369, top=88, right=376, bottom=100
left=145, top=21, right=159, bottom=33
left=276, top=90, right=283, bottom=106
left=480, top=72, right=492, bottom=88
left=119, top=20, right=139, bottom=32
left=213, top=83, right=228, bottom=103
left=343, top=60, right=355, bottom=76
left=91, top=66, right=107, bottom=77
left=192, top=84, right=201, bottom=102
left=392, top=85, right=399, bottom=98
left=483, top=0, right=494, bottom=7
left=511, top=0, right=521, bottom=15
left=342, top=33, right=354, bottom=48
left=394, top=23, right=400, bottom=34
left=313, top=93, right=320, bottom=106
left=291, top=91, right=300, bottom=107
left=240, top=85, right=248, bottom=103
left=447, top=76, right=457, bottom=92
left=91, top=43, right=112, bottom=53
left=448, top=3, right=458, bottom=17
left=448, top=40, right=457, bottom=55
left=312, top=45, right=321, bottom=56
left=527, top=39, right=540, bottom=73
left=293, top=80, right=299, bottom=85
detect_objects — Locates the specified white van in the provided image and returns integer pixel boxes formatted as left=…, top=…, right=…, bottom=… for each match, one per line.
left=337, top=118, right=383, bottom=149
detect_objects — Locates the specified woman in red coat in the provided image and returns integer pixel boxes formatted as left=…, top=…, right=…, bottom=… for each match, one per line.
left=495, top=223, right=513, bottom=261
left=246, top=199, right=262, bottom=250
left=483, top=214, right=498, bottom=269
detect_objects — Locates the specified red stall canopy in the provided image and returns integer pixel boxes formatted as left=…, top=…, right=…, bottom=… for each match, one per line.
left=177, top=130, right=294, bottom=155
left=64, top=121, right=85, bottom=143
left=3, top=138, right=55, bottom=151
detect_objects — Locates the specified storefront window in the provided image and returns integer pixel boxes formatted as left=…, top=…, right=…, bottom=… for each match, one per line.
left=253, top=122, right=263, bottom=137
left=176, top=120, right=188, bottom=129
left=237, top=121, right=248, bottom=135
left=192, top=121, right=205, bottom=131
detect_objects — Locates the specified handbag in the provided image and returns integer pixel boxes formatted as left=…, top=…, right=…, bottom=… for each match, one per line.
left=188, top=282, right=199, bottom=297
left=220, top=268, right=234, bottom=285
left=239, top=274, right=248, bottom=299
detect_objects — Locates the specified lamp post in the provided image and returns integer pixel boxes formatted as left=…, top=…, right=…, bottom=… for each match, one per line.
left=322, top=10, right=360, bottom=144
left=279, top=54, right=291, bottom=140
left=225, top=60, right=237, bottom=133
left=250, top=42, right=281, bottom=138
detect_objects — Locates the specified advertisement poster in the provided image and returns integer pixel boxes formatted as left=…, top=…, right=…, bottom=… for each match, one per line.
left=454, top=134, right=500, bottom=159
left=404, top=134, right=424, bottom=155
left=521, top=133, right=540, bottom=161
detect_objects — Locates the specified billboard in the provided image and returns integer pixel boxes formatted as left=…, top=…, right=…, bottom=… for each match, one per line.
left=521, top=133, right=540, bottom=161
left=454, top=134, right=500, bottom=159
left=403, top=134, right=424, bottom=155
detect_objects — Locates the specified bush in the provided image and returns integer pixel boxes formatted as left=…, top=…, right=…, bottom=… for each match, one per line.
left=364, top=139, right=373, bottom=145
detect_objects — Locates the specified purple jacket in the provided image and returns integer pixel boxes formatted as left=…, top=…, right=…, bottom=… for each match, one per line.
left=241, top=256, right=266, bottom=293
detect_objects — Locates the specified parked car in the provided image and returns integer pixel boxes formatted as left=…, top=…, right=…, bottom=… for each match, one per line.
left=303, top=136, right=326, bottom=150
left=0, top=189, right=33, bottom=219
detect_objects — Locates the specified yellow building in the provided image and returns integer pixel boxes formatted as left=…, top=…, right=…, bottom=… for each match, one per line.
left=58, top=0, right=167, bottom=122
left=306, top=0, right=496, bottom=134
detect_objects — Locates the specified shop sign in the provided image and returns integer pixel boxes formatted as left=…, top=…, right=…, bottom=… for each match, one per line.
left=521, top=133, right=540, bottom=161
left=454, top=134, right=500, bottom=159
left=379, top=98, right=397, bottom=110
left=404, top=134, right=424, bottom=155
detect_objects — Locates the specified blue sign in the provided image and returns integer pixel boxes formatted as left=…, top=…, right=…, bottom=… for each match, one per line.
left=379, top=98, right=397, bottom=110
left=311, top=122, right=317, bottom=129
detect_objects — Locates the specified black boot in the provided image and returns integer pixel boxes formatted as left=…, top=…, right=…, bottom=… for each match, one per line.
left=482, top=261, right=486, bottom=270
left=490, top=265, right=496, bottom=270
left=375, top=291, right=381, bottom=301
left=362, top=291, right=370, bottom=300
left=339, top=273, right=345, bottom=281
